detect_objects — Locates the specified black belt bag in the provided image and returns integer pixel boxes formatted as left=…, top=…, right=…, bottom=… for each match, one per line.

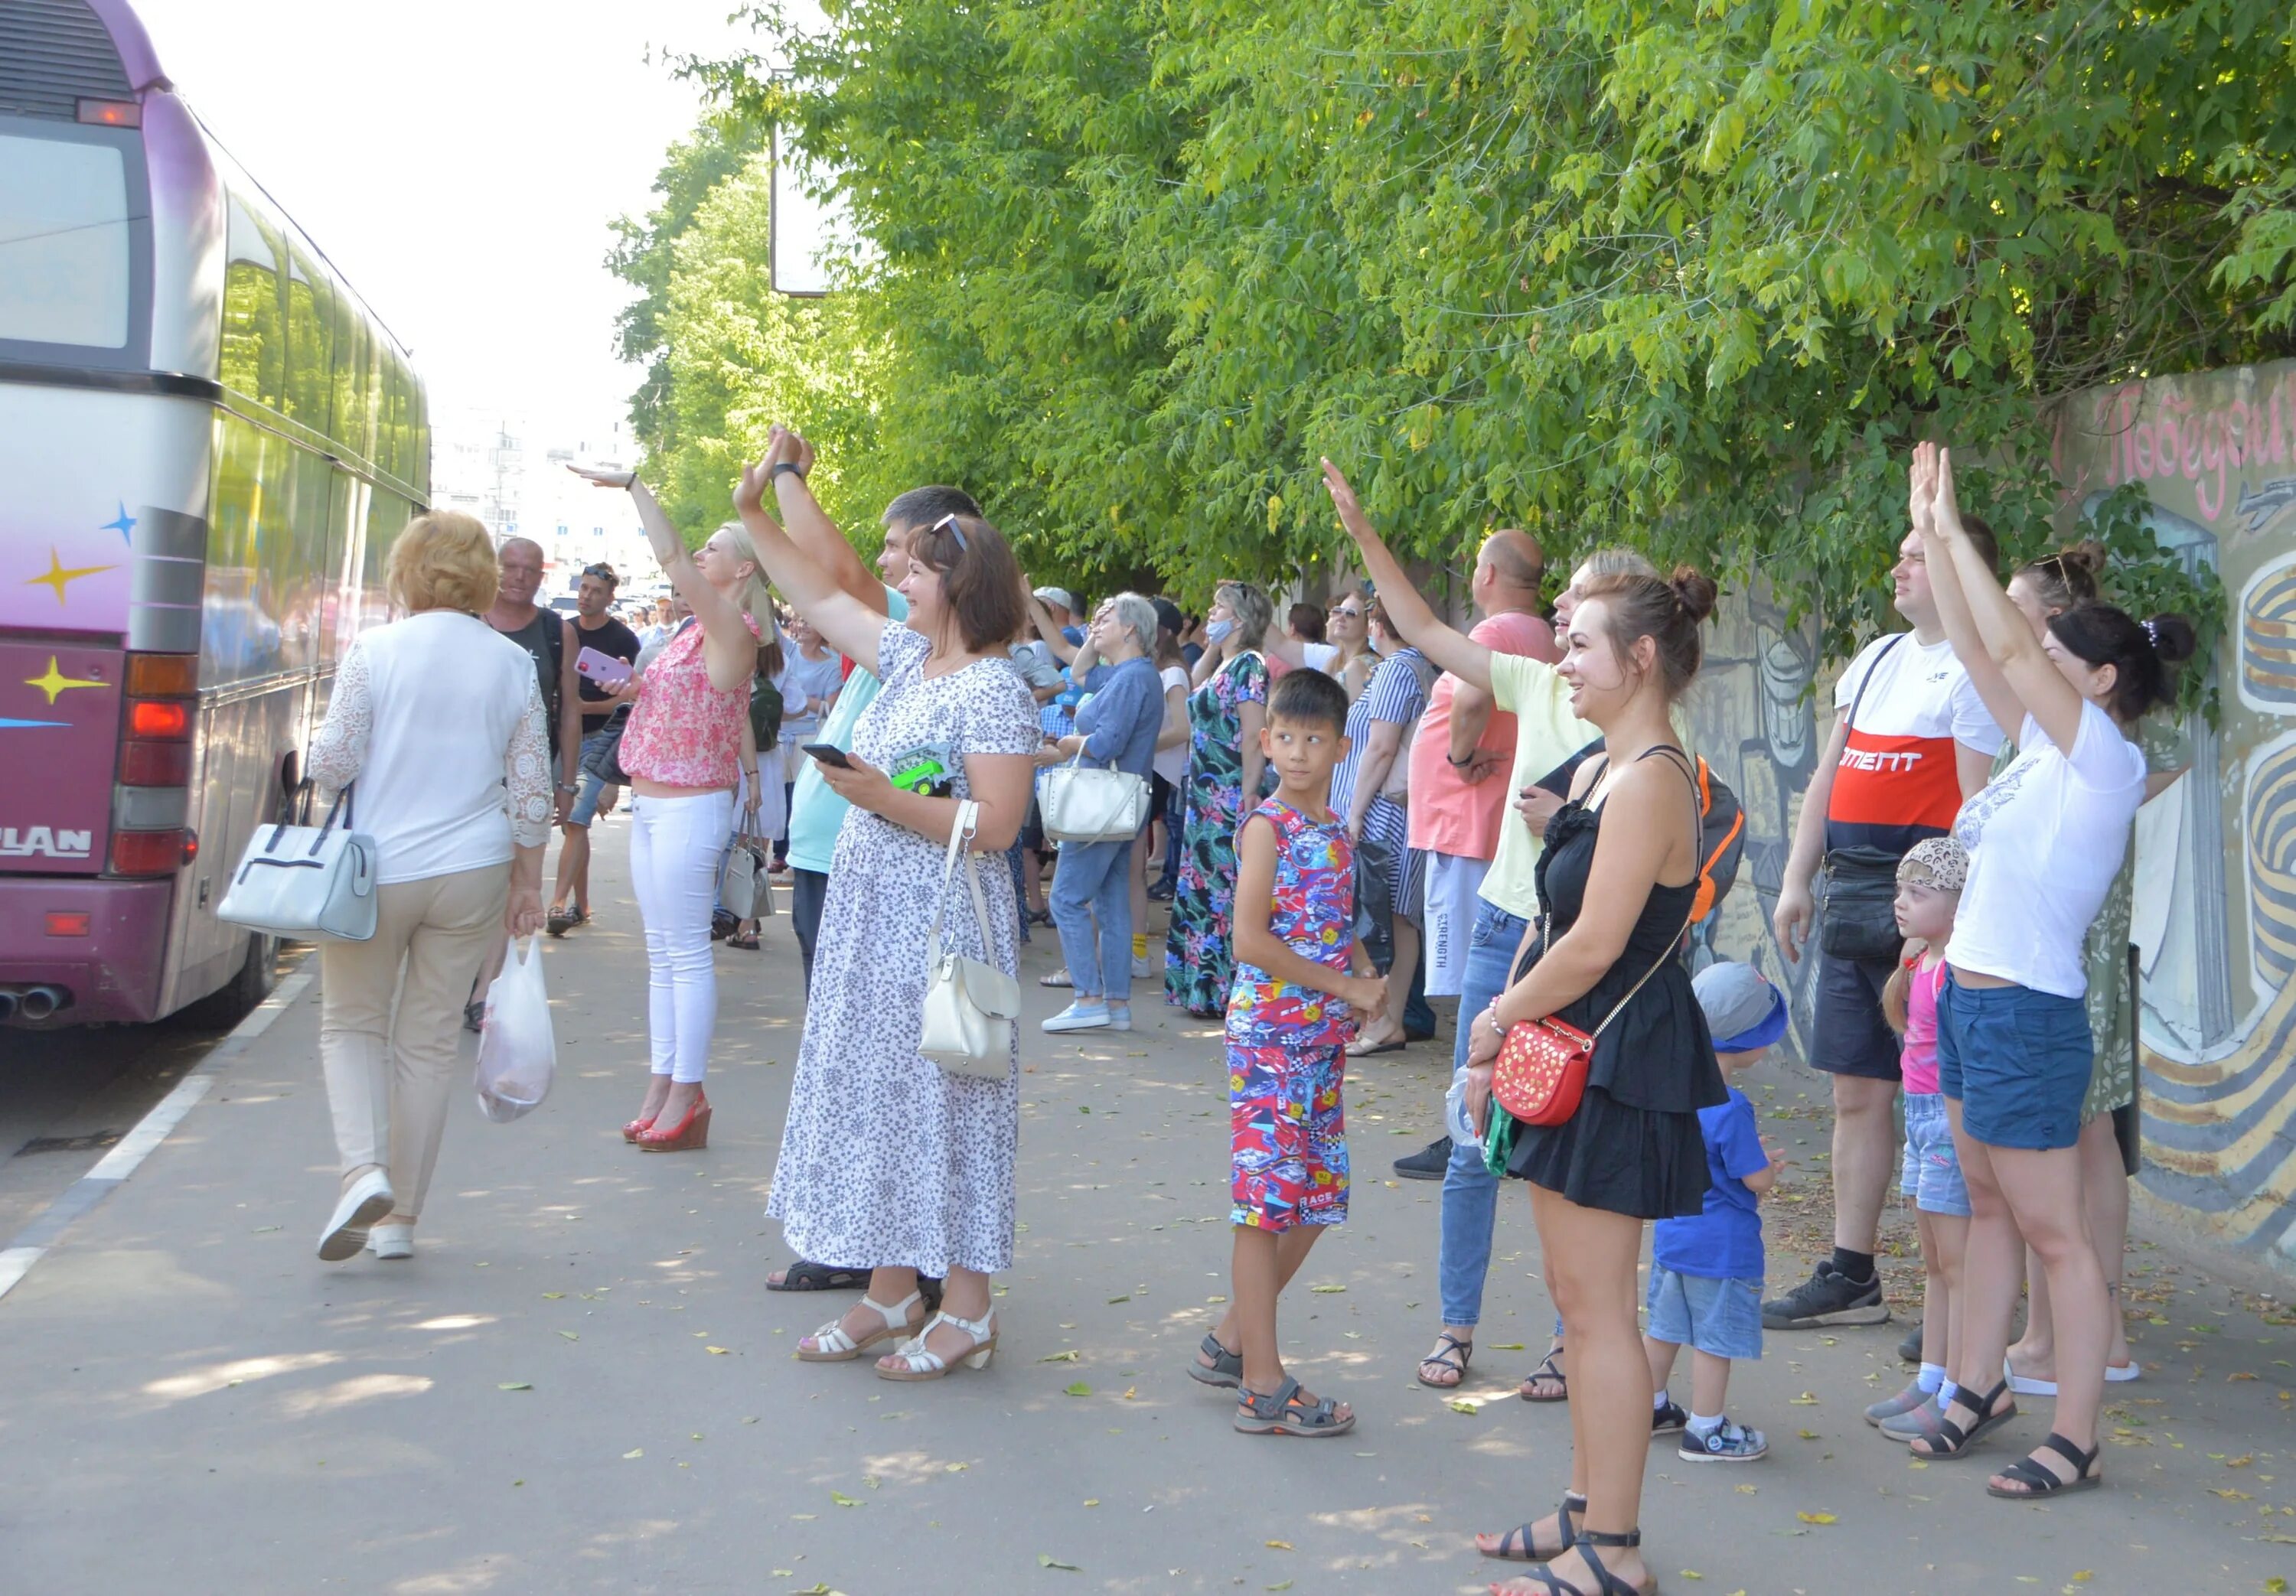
left=1818, top=845, right=1904, bottom=962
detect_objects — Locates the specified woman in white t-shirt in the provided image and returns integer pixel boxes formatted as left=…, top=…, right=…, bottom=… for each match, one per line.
left=1904, top=443, right=2195, bottom=1502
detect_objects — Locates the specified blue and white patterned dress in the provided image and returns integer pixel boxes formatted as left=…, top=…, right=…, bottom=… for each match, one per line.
left=1327, top=646, right=1429, bottom=923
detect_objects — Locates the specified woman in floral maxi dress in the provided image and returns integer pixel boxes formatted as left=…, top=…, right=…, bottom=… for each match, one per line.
left=1166, top=581, right=1276, bottom=1016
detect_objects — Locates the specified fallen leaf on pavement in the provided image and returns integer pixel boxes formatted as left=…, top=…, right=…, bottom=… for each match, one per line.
left=1309, top=1284, right=1346, bottom=1294
left=1038, top=1555, right=1081, bottom=1571
left=706, top=1346, right=730, bottom=1355
left=1039, top=1350, right=1081, bottom=1363
left=1789, top=1392, right=1820, bottom=1405
left=498, top=1383, right=532, bottom=1392
left=623, top=1448, right=644, bottom=1460
left=1065, top=1382, right=1091, bottom=1397
left=1265, top=1539, right=1292, bottom=1550
left=831, top=1490, right=862, bottom=1507
left=1796, top=1512, right=1836, bottom=1525
left=558, top=1331, right=579, bottom=1341
left=1448, top=1398, right=1482, bottom=1414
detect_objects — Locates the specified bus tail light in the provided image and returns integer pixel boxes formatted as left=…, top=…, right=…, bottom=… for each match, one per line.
left=109, top=829, right=191, bottom=877
left=119, top=740, right=192, bottom=787
left=77, top=98, right=142, bottom=128
left=126, top=654, right=198, bottom=697
left=129, top=699, right=190, bottom=738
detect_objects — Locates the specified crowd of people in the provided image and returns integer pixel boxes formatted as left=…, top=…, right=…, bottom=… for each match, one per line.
left=295, top=425, right=2196, bottom=1592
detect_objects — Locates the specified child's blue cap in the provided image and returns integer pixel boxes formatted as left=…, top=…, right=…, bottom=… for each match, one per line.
left=1694, top=961, right=1788, bottom=1053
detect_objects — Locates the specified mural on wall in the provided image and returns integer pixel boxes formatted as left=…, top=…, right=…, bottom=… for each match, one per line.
left=1688, top=358, right=2296, bottom=1272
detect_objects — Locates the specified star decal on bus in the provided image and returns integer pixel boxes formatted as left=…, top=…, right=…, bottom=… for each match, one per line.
left=24, top=549, right=117, bottom=604
left=24, top=657, right=106, bottom=705
left=104, top=503, right=138, bottom=543
left=0, top=718, right=67, bottom=731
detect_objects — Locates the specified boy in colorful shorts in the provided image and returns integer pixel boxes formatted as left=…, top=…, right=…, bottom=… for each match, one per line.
left=1186, top=669, right=1387, bottom=1437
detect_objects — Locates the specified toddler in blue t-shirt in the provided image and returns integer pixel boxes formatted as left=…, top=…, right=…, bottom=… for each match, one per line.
left=1644, top=962, right=1789, bottom=1464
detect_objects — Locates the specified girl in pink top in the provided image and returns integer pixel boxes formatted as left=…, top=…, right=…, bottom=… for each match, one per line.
left=1872, top=837, right=1968, bottom=1437
left=572, top=467, right=777, bottom=1151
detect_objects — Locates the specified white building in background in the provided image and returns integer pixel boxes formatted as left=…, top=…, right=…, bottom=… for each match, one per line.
left=430, top=408, right=657, bottom=598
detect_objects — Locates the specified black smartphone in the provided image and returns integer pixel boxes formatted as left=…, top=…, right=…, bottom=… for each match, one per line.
left=801, top=742, right=851, bottom=769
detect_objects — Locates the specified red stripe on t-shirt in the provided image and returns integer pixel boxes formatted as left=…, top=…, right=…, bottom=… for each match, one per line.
left=1826, top=730, right=1964, bottom=831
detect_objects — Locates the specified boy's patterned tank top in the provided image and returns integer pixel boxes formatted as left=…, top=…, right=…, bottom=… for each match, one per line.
left=1226, top=797, right=1356, bottom=1047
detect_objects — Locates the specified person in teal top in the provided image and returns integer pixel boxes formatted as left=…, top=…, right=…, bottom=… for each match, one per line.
left=757, top=433, right=982, bottom=1301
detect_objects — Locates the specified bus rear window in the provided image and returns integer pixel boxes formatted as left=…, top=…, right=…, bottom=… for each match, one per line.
left=0, top=133, right=132, bottom=350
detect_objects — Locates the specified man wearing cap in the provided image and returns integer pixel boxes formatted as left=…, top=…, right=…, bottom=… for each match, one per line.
left=1763, top=520, right=2004, bottom=1331
left=1033, top=585, right=1084, bottom=647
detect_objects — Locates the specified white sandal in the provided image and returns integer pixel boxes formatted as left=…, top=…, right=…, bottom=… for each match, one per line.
left=797, top=1291, right=925, bottom=1363
left=875, top=1308, right=997, bottom=1381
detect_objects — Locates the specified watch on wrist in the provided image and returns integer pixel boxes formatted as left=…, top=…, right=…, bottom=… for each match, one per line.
left=770, top=461, right=807, bottom=483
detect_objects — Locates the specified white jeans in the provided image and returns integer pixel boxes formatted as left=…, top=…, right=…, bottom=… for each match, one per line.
left=629, top=789, right=735, bottom=1084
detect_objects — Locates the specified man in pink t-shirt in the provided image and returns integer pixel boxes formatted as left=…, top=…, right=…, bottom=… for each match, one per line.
left=1404, top=530, right=1559, bottom=1005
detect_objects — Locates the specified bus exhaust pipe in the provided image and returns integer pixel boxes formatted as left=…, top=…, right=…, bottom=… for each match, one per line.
left=0, top=990, right=17, bottom=1021
left=15, top=985, right=66, bottom=1021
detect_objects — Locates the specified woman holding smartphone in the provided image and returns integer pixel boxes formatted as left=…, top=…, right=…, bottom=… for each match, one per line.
left=571, top=470, right=773, bottom=1151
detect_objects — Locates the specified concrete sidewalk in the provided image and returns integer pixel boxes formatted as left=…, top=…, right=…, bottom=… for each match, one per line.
left=0, top=819, right=2291, bottom=1594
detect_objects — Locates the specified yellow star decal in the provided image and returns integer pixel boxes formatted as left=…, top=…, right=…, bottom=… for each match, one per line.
left=25, top=549, right=116, bottom=604
left=24, top=656, right=106, bottom=705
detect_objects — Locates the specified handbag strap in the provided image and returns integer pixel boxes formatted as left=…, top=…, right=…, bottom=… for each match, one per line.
left=1843, top=632, right=1904, bottom=734
left=925, top=800, right=985, bottom=963
left=1579, top=746, right=1705, bottom=1043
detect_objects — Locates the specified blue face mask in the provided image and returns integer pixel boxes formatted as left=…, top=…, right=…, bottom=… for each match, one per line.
left=1205, top=617, right=1236, bottom=643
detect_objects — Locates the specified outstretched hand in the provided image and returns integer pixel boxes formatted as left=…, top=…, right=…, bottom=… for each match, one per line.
left=569, top=464, right=636, bottom=490
left=1909, top=441, right=1938, bottom=536
left=1320, top=458, right=1377, bottom=544
left=1933, top=445, right=1965, bottom=532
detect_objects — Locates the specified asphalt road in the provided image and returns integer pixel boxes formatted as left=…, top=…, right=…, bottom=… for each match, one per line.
left=0, top=822, right=2291, bottom=1595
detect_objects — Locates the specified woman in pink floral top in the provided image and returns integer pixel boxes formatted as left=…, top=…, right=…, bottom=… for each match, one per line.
left=572, top=468, right=777, bottom=1151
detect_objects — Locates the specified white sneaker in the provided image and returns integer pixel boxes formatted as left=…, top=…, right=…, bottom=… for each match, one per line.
left=370, top=1223, right=415, bottom=1260
left=1130, top=954, right=1153, bottom=979
left=318, top=1168, right=395, bottom=1262
left=1042, top=1002, right=1111, bottom=1034
left=1107, top=1007, right=1133, bottom=1032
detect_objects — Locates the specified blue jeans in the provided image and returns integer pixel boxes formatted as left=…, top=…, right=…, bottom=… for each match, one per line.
left=1051, top=837, right=1135, bottom=1002
left=1438, top=898, right=1530, bottom=1327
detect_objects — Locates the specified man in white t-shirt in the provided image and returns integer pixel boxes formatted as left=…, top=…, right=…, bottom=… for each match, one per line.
left=1765, top=520, right=2004, bottom=1331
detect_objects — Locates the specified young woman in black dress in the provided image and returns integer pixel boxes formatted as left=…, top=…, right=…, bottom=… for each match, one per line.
left=1459, top=567, right=1724, bottom=1596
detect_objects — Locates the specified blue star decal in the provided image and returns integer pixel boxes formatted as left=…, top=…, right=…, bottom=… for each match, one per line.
left=103, top=503, right=136, bottom=543
left=0, top=718, right=68, bottom=731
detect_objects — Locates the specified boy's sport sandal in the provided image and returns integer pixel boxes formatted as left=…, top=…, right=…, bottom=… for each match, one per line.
left=1417, top=1332, right=1474, bottom=1388
left=1491, top=1525, right=1658, bottom=1596
left=1187, top=1331, right=1243, bottom=1388
left=1908, top=1377, right=2017, bottom=1459
left=1233, top=1375, right=1355, bottom=1437
left=1986, top=1432, right=2103, bottom=1500
left=1479, top=1490, right=1585, bottom=1562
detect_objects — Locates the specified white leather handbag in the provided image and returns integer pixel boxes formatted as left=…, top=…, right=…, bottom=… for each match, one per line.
left=918, top=800, right=1021, bottom=1077
left=217, top=786, right=380, bottom=942
left=1039, top=754, right=1150, bottom=844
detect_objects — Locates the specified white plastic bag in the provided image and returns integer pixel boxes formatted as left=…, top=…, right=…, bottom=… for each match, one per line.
left=475, top=935, right=556, bottom=1122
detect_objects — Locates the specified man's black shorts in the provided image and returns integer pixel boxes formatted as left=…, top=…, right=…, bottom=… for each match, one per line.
left=1809, top=949, right=1903, bottom=1081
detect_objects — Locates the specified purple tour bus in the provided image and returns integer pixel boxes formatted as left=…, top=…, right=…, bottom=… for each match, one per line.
left=1, top=0, right=429, bottom=1027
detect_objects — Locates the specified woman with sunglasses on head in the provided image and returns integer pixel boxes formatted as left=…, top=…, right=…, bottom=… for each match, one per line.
left=734, top=426, right=1039, bottom=1382
left=1903, top=443, right=2193, bottom=1500
left=1326, top=585, right=1380, bottom=702
left=569, top=471, right=776, bottom=1151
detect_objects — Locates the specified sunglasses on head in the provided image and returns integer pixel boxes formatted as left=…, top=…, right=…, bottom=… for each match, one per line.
left=929, top=513, right=969, bottom=553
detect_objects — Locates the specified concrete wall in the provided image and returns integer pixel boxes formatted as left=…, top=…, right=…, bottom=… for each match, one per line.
left=1684, top=357, right=2296, bottom=1276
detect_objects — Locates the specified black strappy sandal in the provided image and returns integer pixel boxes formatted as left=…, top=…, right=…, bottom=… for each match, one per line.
left=1520, top=1345, right=1568, bottom=1403
left=1909, top=1377, right=2017, bottom=1460
left=1479, top=1491, right=1583, bottom=1563
left=1418, top=1332, right=1475, bottom=1389
left=1494, top=1525, right=1656, bottom=1596
left=1987, top=1432, right=2103, bottom=1500
left=1187, top=1331, right=1243, bottom=1389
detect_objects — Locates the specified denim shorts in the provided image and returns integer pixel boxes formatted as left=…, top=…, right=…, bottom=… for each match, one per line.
left=1898, top=1091, right=1971, bottom=1217
left=1935, top=974, right=2092, bottom=1151
left=1645, top=1265, right=1763, bottom=1361
left=569, top=732, right=615, bottom=827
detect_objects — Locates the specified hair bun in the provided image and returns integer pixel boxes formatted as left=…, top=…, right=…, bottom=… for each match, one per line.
left=2146, top=612, right=2198, bottom=666
left=1669, top=565, right=1719, bottom=625
left=2063, top=539, right=2109, bottom=579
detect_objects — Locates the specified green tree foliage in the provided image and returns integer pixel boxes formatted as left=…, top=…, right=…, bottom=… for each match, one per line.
left=667, top=0, right=2290, bottom=653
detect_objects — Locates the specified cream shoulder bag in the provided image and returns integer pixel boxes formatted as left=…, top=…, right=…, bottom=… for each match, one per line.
left=918, top=800, right=1022, bottom=1076
left=1039, top=753, right=1149, bottom=843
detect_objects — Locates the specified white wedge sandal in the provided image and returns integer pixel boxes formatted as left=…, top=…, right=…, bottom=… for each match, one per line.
left=875, top=1308, right=997, bottom=1382
left=797, top=1291, right=926, bottom=1363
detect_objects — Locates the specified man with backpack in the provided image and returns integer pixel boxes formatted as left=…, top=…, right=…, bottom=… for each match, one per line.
left=1763, top=520, right=2004, bottom=1330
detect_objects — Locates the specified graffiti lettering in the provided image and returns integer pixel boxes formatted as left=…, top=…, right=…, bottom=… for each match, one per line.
left=2056, top=370, right=2296, bottom=521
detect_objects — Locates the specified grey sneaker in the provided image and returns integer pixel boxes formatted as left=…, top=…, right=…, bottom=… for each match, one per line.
left=1680, top=1417, right=1768, bottom=1462
left=1761, top=1261, right=1889, bottom=1328
left=1880, top=1392, right=1949, bottom=1443
left=1864, top=1379, right=1931, bottom=1426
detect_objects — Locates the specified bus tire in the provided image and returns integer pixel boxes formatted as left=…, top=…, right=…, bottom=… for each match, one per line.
left=189, top=930, right=279, bottom=1025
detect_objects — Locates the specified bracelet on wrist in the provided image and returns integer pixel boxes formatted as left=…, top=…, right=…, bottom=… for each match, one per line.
left=771, top=461, right=807, bottom=483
